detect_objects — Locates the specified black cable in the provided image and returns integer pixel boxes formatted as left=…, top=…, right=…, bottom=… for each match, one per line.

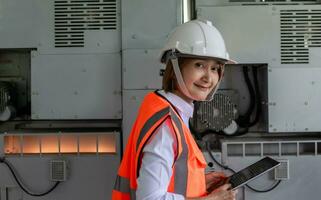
left=205, top=142, right=281, bottom=193
left=248, top=67, right=262, bottom=127
left=236, top=66, right=256, bottom=128
left=246, top=179, right=281, bottom=193
left=0, top=157, right=61, bottom=196
left=242, top=66, right=256, bottom=119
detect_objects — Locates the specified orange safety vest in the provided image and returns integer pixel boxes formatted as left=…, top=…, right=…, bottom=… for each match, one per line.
left=112, top=91, right=207, bottom=199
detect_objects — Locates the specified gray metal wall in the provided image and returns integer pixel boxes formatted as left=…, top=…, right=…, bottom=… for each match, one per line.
left=121, top=0, right=183, bottom=148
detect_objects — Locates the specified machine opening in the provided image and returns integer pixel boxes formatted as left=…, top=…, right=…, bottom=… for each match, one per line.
left=4, top=133, right=116, bottom=155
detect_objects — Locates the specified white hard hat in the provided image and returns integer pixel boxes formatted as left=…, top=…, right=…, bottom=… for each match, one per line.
left=160, top=19, right=236, bottom=64
left=160, top=19, right=236, bottom=101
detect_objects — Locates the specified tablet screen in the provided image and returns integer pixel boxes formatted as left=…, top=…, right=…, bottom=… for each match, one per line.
left=228, top=157, right=280, bottom=190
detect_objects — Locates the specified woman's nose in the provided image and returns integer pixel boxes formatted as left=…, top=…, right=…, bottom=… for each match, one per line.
left=202, top=67, right=211, bottom=82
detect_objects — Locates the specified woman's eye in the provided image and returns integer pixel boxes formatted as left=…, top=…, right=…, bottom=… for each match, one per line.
left=195, top=63, right=204, bottom=68
left=212, top=66, right=219, bottom=71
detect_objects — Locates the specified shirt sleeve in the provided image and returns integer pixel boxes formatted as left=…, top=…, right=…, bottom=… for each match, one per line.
left=136, top=119, right=185, bottom=200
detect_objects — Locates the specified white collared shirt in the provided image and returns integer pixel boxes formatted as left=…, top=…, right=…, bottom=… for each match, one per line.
left=136, top=91, right=194, bottom=200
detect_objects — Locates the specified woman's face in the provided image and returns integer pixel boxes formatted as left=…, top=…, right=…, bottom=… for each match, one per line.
left=174, top=58, right=223, bottom=103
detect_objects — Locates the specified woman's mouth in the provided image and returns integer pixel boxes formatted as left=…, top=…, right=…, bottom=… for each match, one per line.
left=194, top=84, right=210, bottom=91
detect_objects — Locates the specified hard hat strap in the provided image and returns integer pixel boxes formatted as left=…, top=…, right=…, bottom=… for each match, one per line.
left=170, top=57, right=194, bottom=100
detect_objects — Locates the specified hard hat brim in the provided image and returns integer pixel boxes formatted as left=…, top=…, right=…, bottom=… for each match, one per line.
left=174, top=52, right=237, bottom=65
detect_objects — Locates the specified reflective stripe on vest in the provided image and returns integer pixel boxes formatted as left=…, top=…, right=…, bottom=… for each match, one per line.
left=136, top=107, right=170, bottom=151
left=114, top=175, right=130, bottom=193
left=114, top=175, right=136, bottom=200
left=170, top=109, right=188, bottom=195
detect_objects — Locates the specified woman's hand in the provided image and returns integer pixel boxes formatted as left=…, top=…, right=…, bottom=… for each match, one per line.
left=186, top=172, right=237, bottom=200
left=185, top=184, right=237, bottom=200
left=206, top=184, right=237, bottom=200
left=205, top=171, right=227, bottom=192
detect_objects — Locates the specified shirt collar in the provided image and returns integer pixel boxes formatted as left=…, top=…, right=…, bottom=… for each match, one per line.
left=158, top=90, right=194, bottom=120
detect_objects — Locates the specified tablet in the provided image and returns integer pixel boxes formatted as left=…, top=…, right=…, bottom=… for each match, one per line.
left=228, top=157, right=281, bottom=190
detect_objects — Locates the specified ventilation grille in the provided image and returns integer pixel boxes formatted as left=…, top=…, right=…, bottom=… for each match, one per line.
left=50, top=160, right=67, bottom=181
left=192, top=93, right=236, bottom=132
left=280, top=9, right=321, bottom=64
left=54, top=0, right=117, bottom=48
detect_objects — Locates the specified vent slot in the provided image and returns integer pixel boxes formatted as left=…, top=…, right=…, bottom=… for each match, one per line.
left=54, top=0, right=117, bottom=48
left=223, top=140, right=321, bottom=157
left=280, top=9, right=321, bottom=64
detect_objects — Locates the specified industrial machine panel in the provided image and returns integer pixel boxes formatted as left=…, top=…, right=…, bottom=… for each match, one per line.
left=0, top=0, right=44, bottom=49
left=268, top=67, right=321, bottom=132
left=0, top=132, right=120, bottom=200
left=31, top=52, right=121, bottom=119
left=198, top=5, right=321, bottom=68
left=198, top=5, right=321, bottom=132
left=220, top=139, right=321, bottom=200
left=0, top=0, right=120, bottom=54
left=123, top=49, right=163, bottom=90
left=198, top=5, right=280, bottom=65
left=122, top=0, right=182, bottom=49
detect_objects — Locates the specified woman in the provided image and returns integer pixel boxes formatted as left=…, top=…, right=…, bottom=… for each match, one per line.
left=112, top=20, right=237, bottom=200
